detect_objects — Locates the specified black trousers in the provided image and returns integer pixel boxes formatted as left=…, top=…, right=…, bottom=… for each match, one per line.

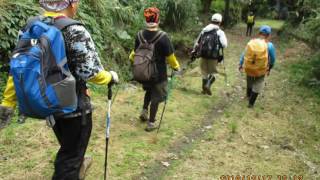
left=246, top=23, right=254, bottom=36
left=142, top=81, right=168, bottom=123
left=143, top=90, right=159, bottom=123
left=52, top=113, right=92, bottom=180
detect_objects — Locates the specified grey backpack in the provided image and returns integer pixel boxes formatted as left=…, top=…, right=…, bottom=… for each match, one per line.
left=133, top=31, right=165, bottom=83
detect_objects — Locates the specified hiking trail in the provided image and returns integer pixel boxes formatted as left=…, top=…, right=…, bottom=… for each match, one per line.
left=0, top=21, right=319, bottom=180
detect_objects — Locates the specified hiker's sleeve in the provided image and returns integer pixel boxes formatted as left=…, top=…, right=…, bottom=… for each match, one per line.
left=162, top=34, right=174, bottom=56
left=166, top=54, right=180, bottom=70
left=129, top=34, right=140, bottom=63
left=219, top=30, right=228, bottom=48
left=64, top=25, right=106, bottom=81
left=1, top=76, right=17, bottom=108
left=162, top=34, right=180, bottom=70
left=268, top=43, right=276, bottom=68
left=239, top=51, right=246, bottom=66
left=129, top=50, right=135, bottom=63
left=193, top=32, right=202, bottom=50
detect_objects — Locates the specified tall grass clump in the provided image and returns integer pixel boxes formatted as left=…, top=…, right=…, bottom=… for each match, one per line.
left=285, top=0, right=320, bottom=48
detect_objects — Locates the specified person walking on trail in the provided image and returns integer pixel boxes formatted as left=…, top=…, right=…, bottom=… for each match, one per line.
left=0, top=0, right=119, bottom=179
left=239, top=25, right=276, bottom=108
left=191, top=13, right=228, bottom=96
left=246, top=12, right=255, bottom=36
left=129, top=7, right=180, bottom=132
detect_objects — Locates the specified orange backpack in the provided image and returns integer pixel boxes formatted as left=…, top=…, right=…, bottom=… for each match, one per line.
left=244, top=39, right=269, bottom=77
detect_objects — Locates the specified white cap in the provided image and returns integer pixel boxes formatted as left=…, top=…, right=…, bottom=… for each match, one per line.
left=212, top=13, right=223, bottom=23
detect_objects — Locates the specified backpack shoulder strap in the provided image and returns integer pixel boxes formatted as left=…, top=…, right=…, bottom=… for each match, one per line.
left=54, top=17, right=83, bottom=31
left=23, top=16, right=42, bottom=32
left=138, top=30, right=147, bottom=44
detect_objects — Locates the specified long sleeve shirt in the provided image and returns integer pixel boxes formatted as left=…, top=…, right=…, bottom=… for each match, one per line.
left=193, top=24, right=228, bottom=50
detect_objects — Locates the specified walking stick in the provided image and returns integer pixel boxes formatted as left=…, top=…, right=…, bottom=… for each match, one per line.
left=111, top=85, right=120, bottom=107
left=157, top=100, right=167, bottom=134
left=157, top=73, right=175, bottom=134
left=104, top=85, right=113, bottom=180
left=221, top=48, right=228, bottom=85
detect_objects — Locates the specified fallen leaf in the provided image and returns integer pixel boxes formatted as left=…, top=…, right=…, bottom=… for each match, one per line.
left=161, top=161, right=170, bottom=167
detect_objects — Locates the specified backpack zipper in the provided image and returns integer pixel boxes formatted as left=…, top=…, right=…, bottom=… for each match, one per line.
left=19, top=74, right=36, bottom=116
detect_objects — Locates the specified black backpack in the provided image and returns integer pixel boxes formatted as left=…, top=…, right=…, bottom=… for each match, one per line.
left=199, top=29, right=222, bottom=60
left=133, top=30, right=165, bottom=83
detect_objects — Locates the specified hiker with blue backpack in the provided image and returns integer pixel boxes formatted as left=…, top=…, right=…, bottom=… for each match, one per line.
left=0, top=0, right=119, bottom=179
left=129, top=7, right=180, bottom=132
left=191, top=13, right=228, bottom=95
left=239, top=25, right=276, bottom=108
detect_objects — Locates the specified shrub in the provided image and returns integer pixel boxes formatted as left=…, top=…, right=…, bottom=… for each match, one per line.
left=0, top=1, right=39, bottom=67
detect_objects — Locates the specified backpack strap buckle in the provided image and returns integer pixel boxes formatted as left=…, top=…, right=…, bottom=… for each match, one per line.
left=31, top=39, right=38, bottom=46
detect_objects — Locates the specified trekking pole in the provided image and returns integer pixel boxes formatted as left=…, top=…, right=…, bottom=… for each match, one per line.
left=111, top=85, right=120, bottom=106
left=157, top=73, right=175, bottom=134
left=222, top=60, right=228, bottom=84
left=104, top=85, right=113, bottom=180
left=221, top=48, right=228, bottom=85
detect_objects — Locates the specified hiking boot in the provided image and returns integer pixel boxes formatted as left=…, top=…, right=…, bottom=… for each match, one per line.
left=139, top=109, right=148, bottom=122
left=204, top=75, right=215, bottom=96
left=17, top=114, right=26, bottom=124
left=246, top=88, right=252, bottom=98
left=145, top=122, right=157, bottom=132
left=248, top=92, right=259, bottom=108
left=0, top=105, right=14, bottom=130
left=79, top=156, right=93, bottom=180
left=202, top=79, right=207, bottom=94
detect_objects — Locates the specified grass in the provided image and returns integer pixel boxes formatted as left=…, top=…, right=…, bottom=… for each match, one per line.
left=162, top=23, right=320, bottom=180
left=228, top=120, right=238, bottom=134
left=1, top=20, right=319, bottom=179
left=237, top=19, right=285, bottom=31
left=255, top=19, right=285, bottom=30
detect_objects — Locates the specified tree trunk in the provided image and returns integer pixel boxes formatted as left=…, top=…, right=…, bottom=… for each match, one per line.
left=223, top=0, right=230, bottom=27
left=201, top=0, right=213, bottom=14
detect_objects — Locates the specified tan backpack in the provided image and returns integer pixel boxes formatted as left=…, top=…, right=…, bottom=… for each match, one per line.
left=133, top=31, right=165, bottom=83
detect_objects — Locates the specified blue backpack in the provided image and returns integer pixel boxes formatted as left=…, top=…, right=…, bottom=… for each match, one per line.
left=10, top=16, right=81, bottom=119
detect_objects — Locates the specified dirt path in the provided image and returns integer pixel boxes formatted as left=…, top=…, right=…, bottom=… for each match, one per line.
left=134, top=26, right=320, bottom=180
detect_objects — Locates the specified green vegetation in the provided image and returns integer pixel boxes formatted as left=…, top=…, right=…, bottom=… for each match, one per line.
left=285, top=0, right=320, bottom=48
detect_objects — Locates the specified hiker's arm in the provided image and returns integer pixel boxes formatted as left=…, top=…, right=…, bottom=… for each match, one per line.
left=166, top=54, right=180, bottom=70
left=239, top=50, right=246, bottom=72
left=239, top=52, right=245, bottom=66
left=193, top=32, right=202, bottom=51
left=1, top=76, right=17, bottom=108
left=64, top=25, right=116, bottom=85
left=219, top=31, right=228, bottom=48
left=162, top=35, right=180, bottom=71
left=129, top=50, right=135, bottom=63
left=268, top=42, right=276, bottom=69
left=129, top=35, right=140, bottom=63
